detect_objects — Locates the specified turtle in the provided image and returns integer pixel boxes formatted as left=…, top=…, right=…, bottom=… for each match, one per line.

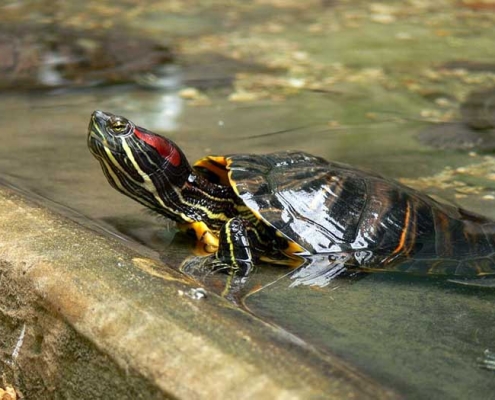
left=87, top=110, right=495, bottom=290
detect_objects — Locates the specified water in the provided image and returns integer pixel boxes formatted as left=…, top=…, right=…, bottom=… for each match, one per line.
left=3, top=0, right=495, bottom=398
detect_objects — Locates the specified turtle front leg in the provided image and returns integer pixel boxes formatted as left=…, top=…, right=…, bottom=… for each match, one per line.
left=215, top=217, right=255, bottom=278
left=213, top=217, right=258, bottom=302
left=179, top=217, right=257, bottom=302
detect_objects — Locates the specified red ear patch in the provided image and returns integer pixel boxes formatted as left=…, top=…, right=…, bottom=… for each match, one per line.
left=134, top=128, right=181, bottom=166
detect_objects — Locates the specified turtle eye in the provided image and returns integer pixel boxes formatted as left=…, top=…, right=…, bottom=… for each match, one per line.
left=107, top=116, right=132, bottom=136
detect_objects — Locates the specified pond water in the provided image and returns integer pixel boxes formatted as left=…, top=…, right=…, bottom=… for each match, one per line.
left=2, top=0, right=495, bottom=399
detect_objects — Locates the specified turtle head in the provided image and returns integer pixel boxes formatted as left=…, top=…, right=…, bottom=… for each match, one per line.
left=87, top=110, right=193, bottom=220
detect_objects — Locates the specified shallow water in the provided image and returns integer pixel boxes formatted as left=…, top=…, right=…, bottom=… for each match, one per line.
left=3, top=0, right=495, bottom=398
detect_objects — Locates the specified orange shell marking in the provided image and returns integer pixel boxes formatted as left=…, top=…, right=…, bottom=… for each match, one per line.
left=193, top=156, right=230, bottom=185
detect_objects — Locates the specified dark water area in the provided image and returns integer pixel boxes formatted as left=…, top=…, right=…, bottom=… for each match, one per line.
left=3, top=0, right=495, bottom=398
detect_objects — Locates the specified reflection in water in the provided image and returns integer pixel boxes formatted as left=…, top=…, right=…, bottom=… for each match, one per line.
left=289, top=253, right=350, bottom=287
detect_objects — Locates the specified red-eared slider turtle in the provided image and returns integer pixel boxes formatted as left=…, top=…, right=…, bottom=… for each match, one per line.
left=87, top=111, right=495, bottom=289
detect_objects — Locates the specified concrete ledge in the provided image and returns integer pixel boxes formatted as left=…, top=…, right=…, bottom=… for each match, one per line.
left=0, top=186, right=398, bottom=399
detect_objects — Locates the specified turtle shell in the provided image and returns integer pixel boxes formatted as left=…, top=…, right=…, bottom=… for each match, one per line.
left=197, top=150, right=495, bottom=269
left=226, top=151, right=372, bottom=254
